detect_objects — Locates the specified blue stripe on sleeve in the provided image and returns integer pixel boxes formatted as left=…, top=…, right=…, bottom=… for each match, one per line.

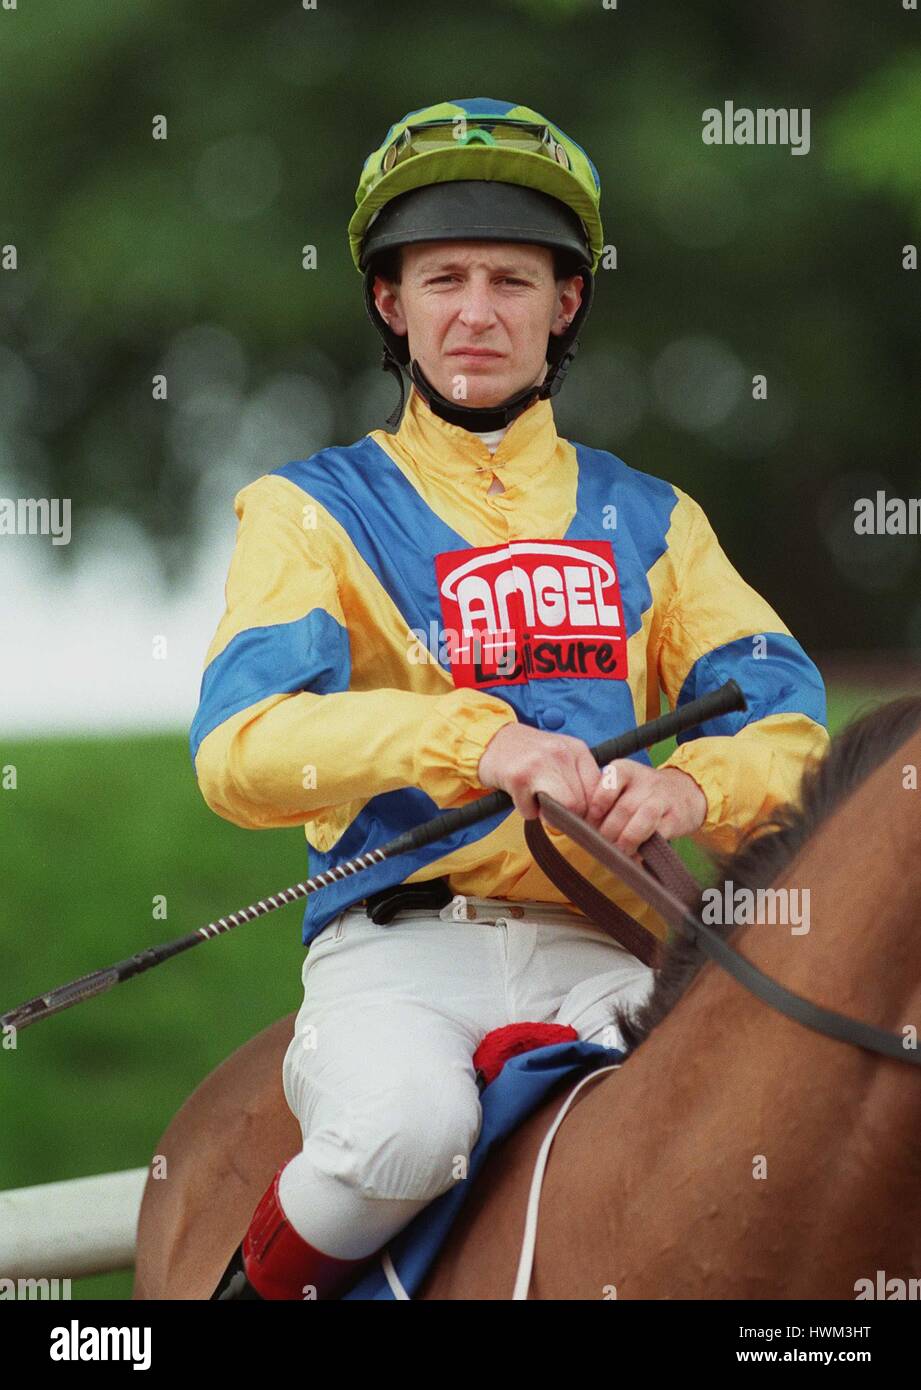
left=674, top=633, right=827, bottom=743
left=189, top=609, right=350, bottom=767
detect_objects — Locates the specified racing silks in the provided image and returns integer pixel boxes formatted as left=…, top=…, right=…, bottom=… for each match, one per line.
left=189, top=385, right=829, bottom=945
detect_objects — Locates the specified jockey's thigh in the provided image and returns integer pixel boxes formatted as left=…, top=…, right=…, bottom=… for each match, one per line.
left=282, top=909, right=510, bottom=1204
left=500, top=912, right=657, bottom=1051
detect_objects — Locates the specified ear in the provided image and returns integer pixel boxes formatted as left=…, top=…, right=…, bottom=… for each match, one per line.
left=372, top=274, right=408, bottom=337
left=550, top=272, right=584, bottom=337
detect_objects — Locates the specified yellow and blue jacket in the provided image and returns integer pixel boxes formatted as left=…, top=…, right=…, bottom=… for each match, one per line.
left=190, top=385, right=829, bottom=946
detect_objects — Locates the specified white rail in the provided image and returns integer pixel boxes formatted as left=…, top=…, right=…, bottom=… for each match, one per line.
left=0, top=1167, right=148, bottom=1278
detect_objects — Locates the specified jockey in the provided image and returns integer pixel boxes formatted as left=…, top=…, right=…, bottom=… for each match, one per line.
left=194, top=98, right=830, bottom=1300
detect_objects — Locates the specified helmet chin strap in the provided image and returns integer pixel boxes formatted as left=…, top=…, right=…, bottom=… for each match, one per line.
left=379, top=350, right=575, bottom=431
left=407, top=359, right=546, bottom=432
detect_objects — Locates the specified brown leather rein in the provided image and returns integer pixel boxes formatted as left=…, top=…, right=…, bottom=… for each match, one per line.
left=524, top=794, right=921, bottom=1068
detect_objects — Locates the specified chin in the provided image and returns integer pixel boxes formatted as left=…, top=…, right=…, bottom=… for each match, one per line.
left=437, top=371, right=539, bottom=410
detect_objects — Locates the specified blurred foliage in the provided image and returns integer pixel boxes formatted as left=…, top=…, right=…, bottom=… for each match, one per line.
left=0, top=0, right=917, bottom=648
left=826, top=49, right=921, bottom=206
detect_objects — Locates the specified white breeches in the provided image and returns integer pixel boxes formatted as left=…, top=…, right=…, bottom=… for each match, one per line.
left=278, top=895, right=655, bottom=1259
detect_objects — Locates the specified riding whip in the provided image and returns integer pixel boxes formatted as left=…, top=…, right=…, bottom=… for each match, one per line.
left=1, top=680, right=745, bottom=1033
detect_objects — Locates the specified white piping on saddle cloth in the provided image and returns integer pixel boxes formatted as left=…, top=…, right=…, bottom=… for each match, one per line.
left=379, top=1062, right=623, bottom=1301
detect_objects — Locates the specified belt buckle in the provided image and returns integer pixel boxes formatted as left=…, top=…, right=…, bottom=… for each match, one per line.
left=365, top=876, right=453, bottom=925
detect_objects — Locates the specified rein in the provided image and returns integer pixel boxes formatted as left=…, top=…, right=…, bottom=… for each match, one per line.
left=525, top=796, right=921, bottom=1068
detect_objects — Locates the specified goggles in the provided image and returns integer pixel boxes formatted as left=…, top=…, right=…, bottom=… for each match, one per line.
left=379, top=117, right=573, bottom=175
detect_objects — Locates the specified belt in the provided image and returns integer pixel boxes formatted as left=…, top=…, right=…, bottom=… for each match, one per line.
left=361, top=877, right=600, bottom=931
left=363, top=875, right=454, bottom=925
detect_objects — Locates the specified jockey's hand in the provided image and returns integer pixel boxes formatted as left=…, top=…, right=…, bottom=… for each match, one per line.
left=583, top=758, right=708, bottom=858
left=476, top=723, right=603, bottom=822
left=476, top=725, right=707, bottom=859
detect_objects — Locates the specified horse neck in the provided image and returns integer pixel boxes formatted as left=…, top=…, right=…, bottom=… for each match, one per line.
left=544, top=724, right=921, bottom=1298
left=738, top=724, right=921, bottom=1056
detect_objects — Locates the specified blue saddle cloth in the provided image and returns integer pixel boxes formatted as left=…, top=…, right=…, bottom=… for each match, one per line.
left=341, top=1039, right=624, bottom=1300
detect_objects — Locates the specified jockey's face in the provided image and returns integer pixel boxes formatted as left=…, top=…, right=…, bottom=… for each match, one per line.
left=373, top=241, right=583, bottom=411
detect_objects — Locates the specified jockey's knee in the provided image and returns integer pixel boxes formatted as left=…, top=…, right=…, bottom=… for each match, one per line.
left=336, top=1084, right=481, bottom=1204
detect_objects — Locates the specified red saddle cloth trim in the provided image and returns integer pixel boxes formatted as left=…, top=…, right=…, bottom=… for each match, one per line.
left=473, top=1021, right=579, bottom=1088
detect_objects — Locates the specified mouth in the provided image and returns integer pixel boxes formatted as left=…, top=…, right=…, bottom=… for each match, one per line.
left=448, top=348, right=505, bottom=360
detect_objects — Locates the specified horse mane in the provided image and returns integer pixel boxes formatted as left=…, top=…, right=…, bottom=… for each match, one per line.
left=610, top=691, right=921, bottom=1054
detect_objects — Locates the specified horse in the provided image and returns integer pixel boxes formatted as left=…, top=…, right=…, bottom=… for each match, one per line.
left=133, top=694, right=921, bottom=1299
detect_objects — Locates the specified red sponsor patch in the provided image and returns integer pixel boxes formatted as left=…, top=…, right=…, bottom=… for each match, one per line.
left=434, top=538, right=628, bottom=688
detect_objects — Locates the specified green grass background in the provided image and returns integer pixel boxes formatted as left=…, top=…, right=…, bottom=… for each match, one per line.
left=0, top=682, right=905, bottom=1298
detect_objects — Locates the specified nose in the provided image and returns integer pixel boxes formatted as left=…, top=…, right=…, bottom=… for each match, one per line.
left=457, top=278, right=498, bottom=332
